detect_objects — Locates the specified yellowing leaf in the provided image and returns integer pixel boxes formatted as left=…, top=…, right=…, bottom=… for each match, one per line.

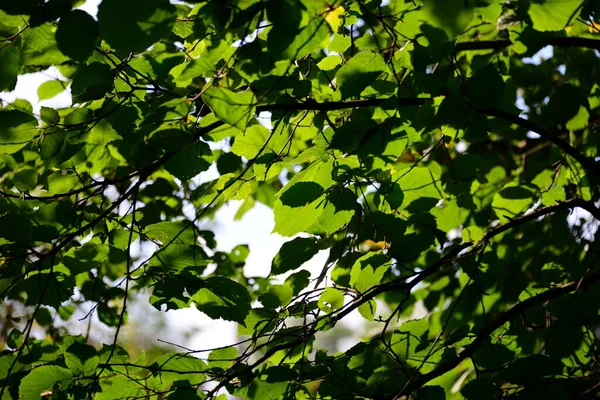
left=325, top=6, right=345, bottom=32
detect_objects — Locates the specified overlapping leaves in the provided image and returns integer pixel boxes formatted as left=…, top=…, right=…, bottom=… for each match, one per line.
left=0, top=0, right=599, bottom=399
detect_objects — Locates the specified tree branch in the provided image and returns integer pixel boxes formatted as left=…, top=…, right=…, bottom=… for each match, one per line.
left=396, top=267, right=600, bottom=397
left=455, top=36, right=600, bottom=52
left=255, top=97, right=426, bottom=113
left=478, top=108, right=600, bottom=178
left=335, top=197, right=593, bottom=327
left=255, top=97, right=599, bottom=178
left=485, top=198, right=600, bottom=241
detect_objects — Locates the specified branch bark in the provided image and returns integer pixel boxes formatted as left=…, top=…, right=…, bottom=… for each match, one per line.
left=333, top=197, right=593, bottom=330
left=478, top=107, right=600, bottom=178
left=255, top=98, right=600, bottom=178
left=454, top=36, right=600, bottom=52
left=395, top=267, right=600, bottom=398
left=255, top=97, right=425, bottom=113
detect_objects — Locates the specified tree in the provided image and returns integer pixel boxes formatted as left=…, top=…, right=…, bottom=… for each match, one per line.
left=1, top=0, right=600, bottom=398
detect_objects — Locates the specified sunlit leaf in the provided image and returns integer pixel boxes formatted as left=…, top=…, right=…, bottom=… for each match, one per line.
left=19, top=366, right=72, bottom=400
left=336, top=51, right=386, bottom=99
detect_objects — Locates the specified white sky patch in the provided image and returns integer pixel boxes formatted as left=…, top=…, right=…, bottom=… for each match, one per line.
left=522, top=45, right=553, bottom=65
left=0, top=66, right=71, bottom=113
left=75, top=0, right=101, bottom=18
left=455, top=141, right=467, bottom=153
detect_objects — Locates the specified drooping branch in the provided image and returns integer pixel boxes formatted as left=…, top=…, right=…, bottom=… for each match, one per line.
left=395, top=267, right=600, bottom=398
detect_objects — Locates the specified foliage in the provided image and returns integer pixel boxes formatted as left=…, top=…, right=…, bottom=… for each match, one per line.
left=1, top=0, right=600, bottom=399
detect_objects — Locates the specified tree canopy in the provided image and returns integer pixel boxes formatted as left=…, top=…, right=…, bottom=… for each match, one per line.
left=1, top=0, right=600, bottom=398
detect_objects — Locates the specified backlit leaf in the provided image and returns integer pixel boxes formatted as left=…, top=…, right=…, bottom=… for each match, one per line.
left=19, top=366, right=72, bottom=400
left=336, top=51, right=386, bottom=99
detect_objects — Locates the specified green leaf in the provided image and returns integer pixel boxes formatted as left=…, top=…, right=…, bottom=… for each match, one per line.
left=165, top=142, right=211, bottom=181
left=566, top=105, right=589, bottom=131
left=0, top=214, right=33, bottom=243
left=7, top=328, right=23, bottom=348
left=358, top=299, right=377, bottom=321
left=37, top=80, right=68, bottom=101
left=273, top=197, right=325, bottom=237
left=89, top=119, right=122, bottom=147
left=285, top=269, right=311, bottom=296
left=329, top=32, right=351, bottom=53
left=176, top=58, right=215, bottom=83
left=528, top=0, right=584, bottom=32
left=0, top=110, right=39, bottom=154
left=267, top=18, right=329, bottom=61
left=238, top=308, right=278, bottom=337
left=393, top=167, right=443, bottom=211
left=192, top=277, right=252, bottom=323
left=279, top=182, right=324, bottom=207
left=149, top=244, right=210, bottom=274
left=64, top=341, right=99, bottom=376
left=21, top=23, right=70, bottom=66
left=98, top=0, right=177, bottom=53
left=271, top=236, right=320, bottom=276
left=258, top=284, right=293, bottom=308
left=47, top=171, right=79, bottom=194
left=336, top=51, right=386, bottom=99
left=19, top=366, right=72, bottom=400
left=0, top=42, right=20, bottom=91
left=462, top=226, right=484, bottom=242
left=202, top=86, right=257, bottom=132
left=145, top=221, right=197, bottom=245
left=149, top=353, right=207, bottom=388
left=71, top=62, right=113, bottom=102
left=420, top=0, right=476, bottom=38
left=350, top=252, right=390, bottom=293
left=315, top=187, right=357, bottom=235
left=55, top=10, right=98, bottom=61
left=317, top=55, right=342, bottom=71
left=318, top=287, right=345, bottom=313
left=208, top=347, right=238, bottom=370
left=231, top=124, right=273, bottom=159
left=273, top=157, right=336, bottom=236
left=467, top=65, right=505, bottom=109
left=97, top=376, right=145, bottom=400
left=13, top=168, right=38, bottom=191
left=491, top=182, right=538, bottom=222
left=390, top=318, right=443, bottom=373
left=461, top=378, right=501, bottom=400
left=541, top=186, right=565, bottom=206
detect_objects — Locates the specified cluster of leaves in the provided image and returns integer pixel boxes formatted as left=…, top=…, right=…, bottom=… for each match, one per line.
left=1, top=0, right=600, bottom=398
